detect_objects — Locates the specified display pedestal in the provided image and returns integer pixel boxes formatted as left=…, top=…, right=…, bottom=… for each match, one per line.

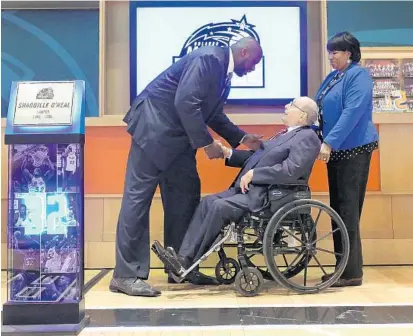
left=2, top=299, right=89, bottom=335
left=2, top=80, right=87, bottom=335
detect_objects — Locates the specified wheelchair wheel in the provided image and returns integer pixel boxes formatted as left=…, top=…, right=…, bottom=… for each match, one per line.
left=247, top=216, right=317, bottom=280
left=263, top=199, right=350, bottom=294
left=215, top=258, right=240, bottom=284
left=278, top=215, right=317, bottom=279
left=234, top=267, right=264, bottom=297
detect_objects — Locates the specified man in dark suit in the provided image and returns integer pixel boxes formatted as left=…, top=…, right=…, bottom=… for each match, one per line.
left=110, top=37, right=264, bottom=296
left=152, top=97, right=321, bottom=285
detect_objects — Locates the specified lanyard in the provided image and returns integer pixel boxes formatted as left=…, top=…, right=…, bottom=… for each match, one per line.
left=316, top=69, right=347, bottom=139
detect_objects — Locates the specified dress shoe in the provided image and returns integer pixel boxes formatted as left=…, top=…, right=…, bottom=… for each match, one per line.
left=186, top=270, right=220, bottom=285
left=168, top=275, right=177, bottom=284
left=109, top=277, right=161, bottom=297
left=321, top=273, right=362, bottom=287
left=152, top=241, right=185, bottom=274
left=152, top=241, right=215, bottom=284
left=330, top=277, right=362, bottom=287
left=321, top=273, right=334, bottom=282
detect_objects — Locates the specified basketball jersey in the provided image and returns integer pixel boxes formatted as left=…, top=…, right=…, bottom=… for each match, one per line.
left=61, top=251, right=77, bottom=272
left=45, top=254, right=62, bottom=272
left=16, top=217, right=31, bottom=228
left=28, top=176, right=45, bottom=192
left=66, top=153, right=76, bottom=172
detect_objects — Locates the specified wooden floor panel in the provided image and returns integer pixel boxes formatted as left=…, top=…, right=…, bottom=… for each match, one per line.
left=79, top=325, right=413, bottom=336
left=2, top=268, right=413, bottom=336
left=1, top=267, right=412, bottom=308
left=84, top=267, right=413, bottom=309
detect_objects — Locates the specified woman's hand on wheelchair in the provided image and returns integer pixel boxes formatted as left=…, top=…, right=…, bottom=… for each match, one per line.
left=240, top=169, right=254, bottom=193
left=318, top=142, right=332, bottom=162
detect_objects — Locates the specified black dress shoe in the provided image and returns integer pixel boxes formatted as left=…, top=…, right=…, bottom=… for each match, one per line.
left=321, top=273, right=362, bottom=287
left=330, top=278, right=362, bottom=287
left=186, top=270, right=220, bottom=285
left=168, top=275, right=177, bottom=284
left=321, top=273, right=334, bottom=282
left=152, top=241, right=185, bottom=274
left=109, top=277, right=161, bottom=297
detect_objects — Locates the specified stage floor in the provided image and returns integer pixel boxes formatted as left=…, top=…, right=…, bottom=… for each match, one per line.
left=2, top=266, right=413, bottom=335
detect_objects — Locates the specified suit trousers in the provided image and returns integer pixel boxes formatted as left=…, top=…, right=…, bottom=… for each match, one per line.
left=114, top=140, right=200, bottom=279
left=327, top=150, right=372, bottom=279
left=179, top=188, right=249, bottom=263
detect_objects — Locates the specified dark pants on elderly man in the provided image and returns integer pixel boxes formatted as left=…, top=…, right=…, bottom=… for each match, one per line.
left=327, top=150, right=372, bottom=280
left=113, top=140, right=201, bottom=279
left=179, top=188, right=249, bottom=263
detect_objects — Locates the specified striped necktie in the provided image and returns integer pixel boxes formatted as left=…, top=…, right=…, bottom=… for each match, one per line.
left=268, top=128, right=288, bottom=140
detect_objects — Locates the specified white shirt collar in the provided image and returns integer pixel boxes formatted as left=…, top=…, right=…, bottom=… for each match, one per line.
left=227, top=47, right=234, bottom=75
left=287, top=126, right=300, bottom=132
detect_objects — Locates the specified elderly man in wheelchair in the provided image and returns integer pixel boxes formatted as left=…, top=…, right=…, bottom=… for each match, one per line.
left=152, top=97, right=350, bottom=296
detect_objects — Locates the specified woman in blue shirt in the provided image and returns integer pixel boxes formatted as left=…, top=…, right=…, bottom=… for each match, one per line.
left=315, top=32, right=378, bottom=287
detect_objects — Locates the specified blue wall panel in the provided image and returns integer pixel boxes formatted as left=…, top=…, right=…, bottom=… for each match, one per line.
left=327, top=1, right=413, bottom=47
left=1, top=9, right=99, bottom=118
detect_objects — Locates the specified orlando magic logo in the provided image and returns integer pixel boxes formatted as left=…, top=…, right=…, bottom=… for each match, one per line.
left=173, top=15, right=264, bottom=88
left=36, top=87, right=54, bottom=100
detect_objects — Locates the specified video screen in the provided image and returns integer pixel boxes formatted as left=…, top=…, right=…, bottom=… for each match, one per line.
left=131, top=3, right=307, bottom=104
left=8, top=143, right=82, bottom=302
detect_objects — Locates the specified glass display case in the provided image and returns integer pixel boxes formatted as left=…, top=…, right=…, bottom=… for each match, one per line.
left=362, top=58, right=413, bottom=112
left=3, top=80, right=88, bottom=333
left=7, top=143, right=84, bottom=304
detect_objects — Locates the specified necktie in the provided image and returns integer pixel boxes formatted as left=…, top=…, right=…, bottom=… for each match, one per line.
left=268, top=128, right=288, bottom=140
left=226, top=72, right=233, bottom=86
left=234, top=128, right=289, bottom=188
left=222, top=73, right=232, bottom=97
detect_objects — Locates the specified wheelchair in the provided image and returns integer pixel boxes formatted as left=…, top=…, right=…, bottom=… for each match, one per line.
left=159, top=180, right=350, bottom=297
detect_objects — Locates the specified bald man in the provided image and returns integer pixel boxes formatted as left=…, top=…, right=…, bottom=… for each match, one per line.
left=111, top=37, right=264, bottom=296
left=152, top=97, right=321, bottom=285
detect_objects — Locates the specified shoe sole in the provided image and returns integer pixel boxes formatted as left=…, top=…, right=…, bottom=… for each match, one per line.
left=151, top=243, right=184, bottom=275
left=331, top=282, right=362, bottom=288
left=109, top=285, right=161, bottom=297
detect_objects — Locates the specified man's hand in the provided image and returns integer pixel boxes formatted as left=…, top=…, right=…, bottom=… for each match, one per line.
left=241, top=134, right=264, bottom=151
left=216, top=141, right=231, bottom=158
left=240, top=169, right=254, bottom=194
left=318, top=142, right=332, bottom=163
left=204, top=141, right=223, bottom=159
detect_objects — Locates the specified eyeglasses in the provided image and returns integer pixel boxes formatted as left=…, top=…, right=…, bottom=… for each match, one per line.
left=288, top=100, right=307, bottom=115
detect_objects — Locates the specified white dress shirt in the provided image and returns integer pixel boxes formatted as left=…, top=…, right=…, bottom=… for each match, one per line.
left=205, top=48, right=235, bottom=149
left=228, top=48, right=234, bottom=75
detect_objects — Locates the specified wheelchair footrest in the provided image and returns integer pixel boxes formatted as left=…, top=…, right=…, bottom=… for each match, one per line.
left=151, top=242, right=185, bottom=276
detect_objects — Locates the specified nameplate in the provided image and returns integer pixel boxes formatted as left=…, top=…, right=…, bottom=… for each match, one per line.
left=13, top=82, right=75, bottom=126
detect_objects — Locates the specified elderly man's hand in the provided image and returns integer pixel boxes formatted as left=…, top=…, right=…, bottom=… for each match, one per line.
left=216, top=141, right=232, bottom=158
left=318, top=143, right=332, bottom=162
left=242, top=134, right=264, bottom=150
left=240, top=170, right=254, bottom=194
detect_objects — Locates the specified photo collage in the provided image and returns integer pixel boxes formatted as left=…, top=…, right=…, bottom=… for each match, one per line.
left=8, top=143, right=82, bottom=302
left=363, top=58, right=413, bottom=112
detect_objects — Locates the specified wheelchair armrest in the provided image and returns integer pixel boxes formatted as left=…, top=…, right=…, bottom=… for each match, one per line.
left=268, top=179, right=309, bottom=190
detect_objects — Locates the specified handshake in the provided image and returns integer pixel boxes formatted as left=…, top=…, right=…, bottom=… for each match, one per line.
left=203, top=133, right=263, bottom=159
left=204, top=140, right=231, bottom=159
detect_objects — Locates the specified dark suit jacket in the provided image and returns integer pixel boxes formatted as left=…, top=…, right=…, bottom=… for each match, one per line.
left=123, top=46, right=246, bottom=170
left=226, top=126, right=321, bottom=212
